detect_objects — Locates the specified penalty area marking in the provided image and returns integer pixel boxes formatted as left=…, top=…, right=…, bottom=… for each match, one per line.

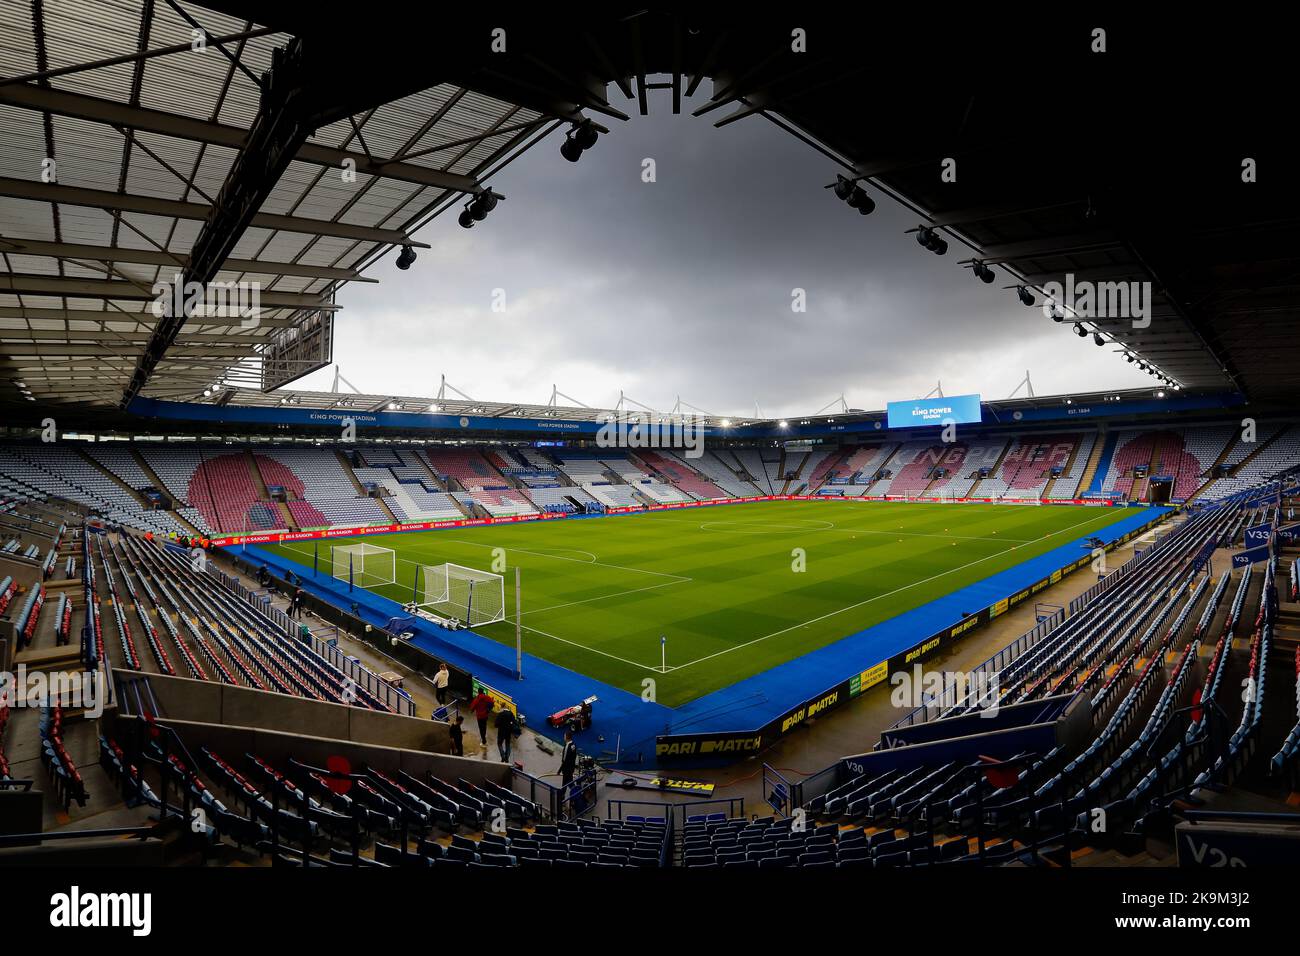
left=274, top=537, right=692, bottom=671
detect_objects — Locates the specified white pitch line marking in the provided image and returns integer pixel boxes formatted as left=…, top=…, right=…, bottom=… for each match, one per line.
left=435, top=537, right=690, bottom=582
left=273, top=505, right=1123, bottom=680
left=514, top=621, right=667, bottom=673
left=666, top=508, right=1121, bottom=672
left=518, top=578, right=689, bottom=617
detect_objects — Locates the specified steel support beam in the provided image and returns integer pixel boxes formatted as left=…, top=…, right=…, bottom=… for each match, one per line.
left=0, top=177, right=427, bottom=246
left=0, top=273, right=337, bottom=309
left=0, top=306, right=297, bottom=327
left=0, top=83, right=481, bottom=195
left=0, top=238, right=375, bottom=282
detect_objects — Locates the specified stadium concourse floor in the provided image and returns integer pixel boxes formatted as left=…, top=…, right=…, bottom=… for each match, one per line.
left=233, top=511, right=1184, bottom=815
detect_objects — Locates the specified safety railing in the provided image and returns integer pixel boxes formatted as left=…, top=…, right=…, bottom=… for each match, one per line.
left=887, top=605, right=1066, bottom=732
left=606, top=796, right=744, bottom=828
left=511, top=765, right=597, bottom=821
left=309, top=631, right=415, bottom=717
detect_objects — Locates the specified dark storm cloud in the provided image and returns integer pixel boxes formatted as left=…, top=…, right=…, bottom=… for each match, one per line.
left=293, top=89, right=1152, bottom=414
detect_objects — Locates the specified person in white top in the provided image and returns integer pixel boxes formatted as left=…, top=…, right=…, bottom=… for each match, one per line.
left=433, top=663, right=450, bottom=705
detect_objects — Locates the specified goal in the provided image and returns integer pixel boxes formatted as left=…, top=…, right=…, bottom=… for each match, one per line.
left=331, top=542, right=396, bottom=588
left=418, top=563, right=505, bottom=626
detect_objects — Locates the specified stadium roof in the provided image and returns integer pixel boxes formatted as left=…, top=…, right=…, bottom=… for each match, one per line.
left=0, top=1, right=556, bottom=408
left=115, top=382, right=1236, bottom=440
left=2, top=6, right=1297, bottom=420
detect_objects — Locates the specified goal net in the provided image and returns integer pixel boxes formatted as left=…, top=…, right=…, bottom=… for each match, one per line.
left=418, top=563, right=505, bottom=626
left=331, top=542, right=396, bottom=588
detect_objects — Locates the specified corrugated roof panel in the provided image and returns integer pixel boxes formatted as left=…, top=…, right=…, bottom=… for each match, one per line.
left=3, top=255, right=58, bottom=276
left=293, top=236, right=363, bottom=268
left=41, top=0, right=139, bottom=101
left=1, top=3, right=556, bottom=404
left=124, top=131, right=209, bottom=200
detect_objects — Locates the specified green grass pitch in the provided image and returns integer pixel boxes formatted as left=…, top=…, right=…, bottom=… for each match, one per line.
left=262, top=501, right=1131, bottom=707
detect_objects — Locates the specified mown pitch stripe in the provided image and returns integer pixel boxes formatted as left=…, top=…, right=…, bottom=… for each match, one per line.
left=667, top=507, right=1119, bottom=672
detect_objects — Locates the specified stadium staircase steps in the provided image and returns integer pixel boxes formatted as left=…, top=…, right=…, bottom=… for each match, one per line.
left=128, top=450, right=198, bottom=534
left=628, top=452, right=667, bottom=487
left=1188, top=474, right=1220, bottom=502
left=170, top=515, right=200, bottom=538
left=244, top=450, right=272, bottom=500
left=1065, top=845, right=1169, bottom=867
left=1132, top=438, right=1170, bottom=503
left=76, top=447, right=150, bottom=508
left=967, top=443, right=1013, bottom=498
left=1187, top=430, right=1247, bottom=501
left=275, top=501, right=299, bottom=531
left=803, top=446, right=850, bottom=493
left=1228, top=424, right=1289, bottom=476
left=920, top=474, right=945, bottom=496
left=3, top=705, right=128, bottom=832
left=373, top=496, right=400, bottom=524
left=1270, top=618, right=1300, bottom=664
left=714, top=451, right=764, bottom=496
left=14, top=635, right=83, bottom=670
left=82, top=447, right=202, bottom=536
left=871, top=443, right=904, bottom=485
left=333, top=449, right=400, bottom=522
left=335, top=449, right=370, bottom=495
left=409, top=450, right=449, bottom=491
left=1073, top=430, right=1107, bottom=496
left=243, top=452, right=295, bottom=529
left=436, top=477, right=485, bottom=517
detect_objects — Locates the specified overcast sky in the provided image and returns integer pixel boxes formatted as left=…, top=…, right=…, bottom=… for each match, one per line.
left=290, top=87, right=1153, bottom=417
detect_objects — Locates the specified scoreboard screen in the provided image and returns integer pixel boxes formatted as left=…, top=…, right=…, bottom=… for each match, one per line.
left=886, top=394, right=982, bottom=429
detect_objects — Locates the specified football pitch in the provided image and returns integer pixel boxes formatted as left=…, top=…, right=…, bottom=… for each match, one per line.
left=262, top=501, right=1131, bottom=707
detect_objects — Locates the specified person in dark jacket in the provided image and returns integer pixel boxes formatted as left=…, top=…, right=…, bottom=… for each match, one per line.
left=494, top=707, right=518, bottom=762
left=559, top=729, right=578, bottom=787
left=448, top=715, right=465, bottom=757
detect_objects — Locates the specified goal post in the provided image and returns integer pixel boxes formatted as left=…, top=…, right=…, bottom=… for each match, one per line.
left=418, top=563, right=505, bottom=626
left=331, top=542, right=396, bottom=589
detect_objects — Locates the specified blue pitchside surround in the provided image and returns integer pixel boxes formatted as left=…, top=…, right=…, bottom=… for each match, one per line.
left=238, top=499, right=1171, bottom=768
